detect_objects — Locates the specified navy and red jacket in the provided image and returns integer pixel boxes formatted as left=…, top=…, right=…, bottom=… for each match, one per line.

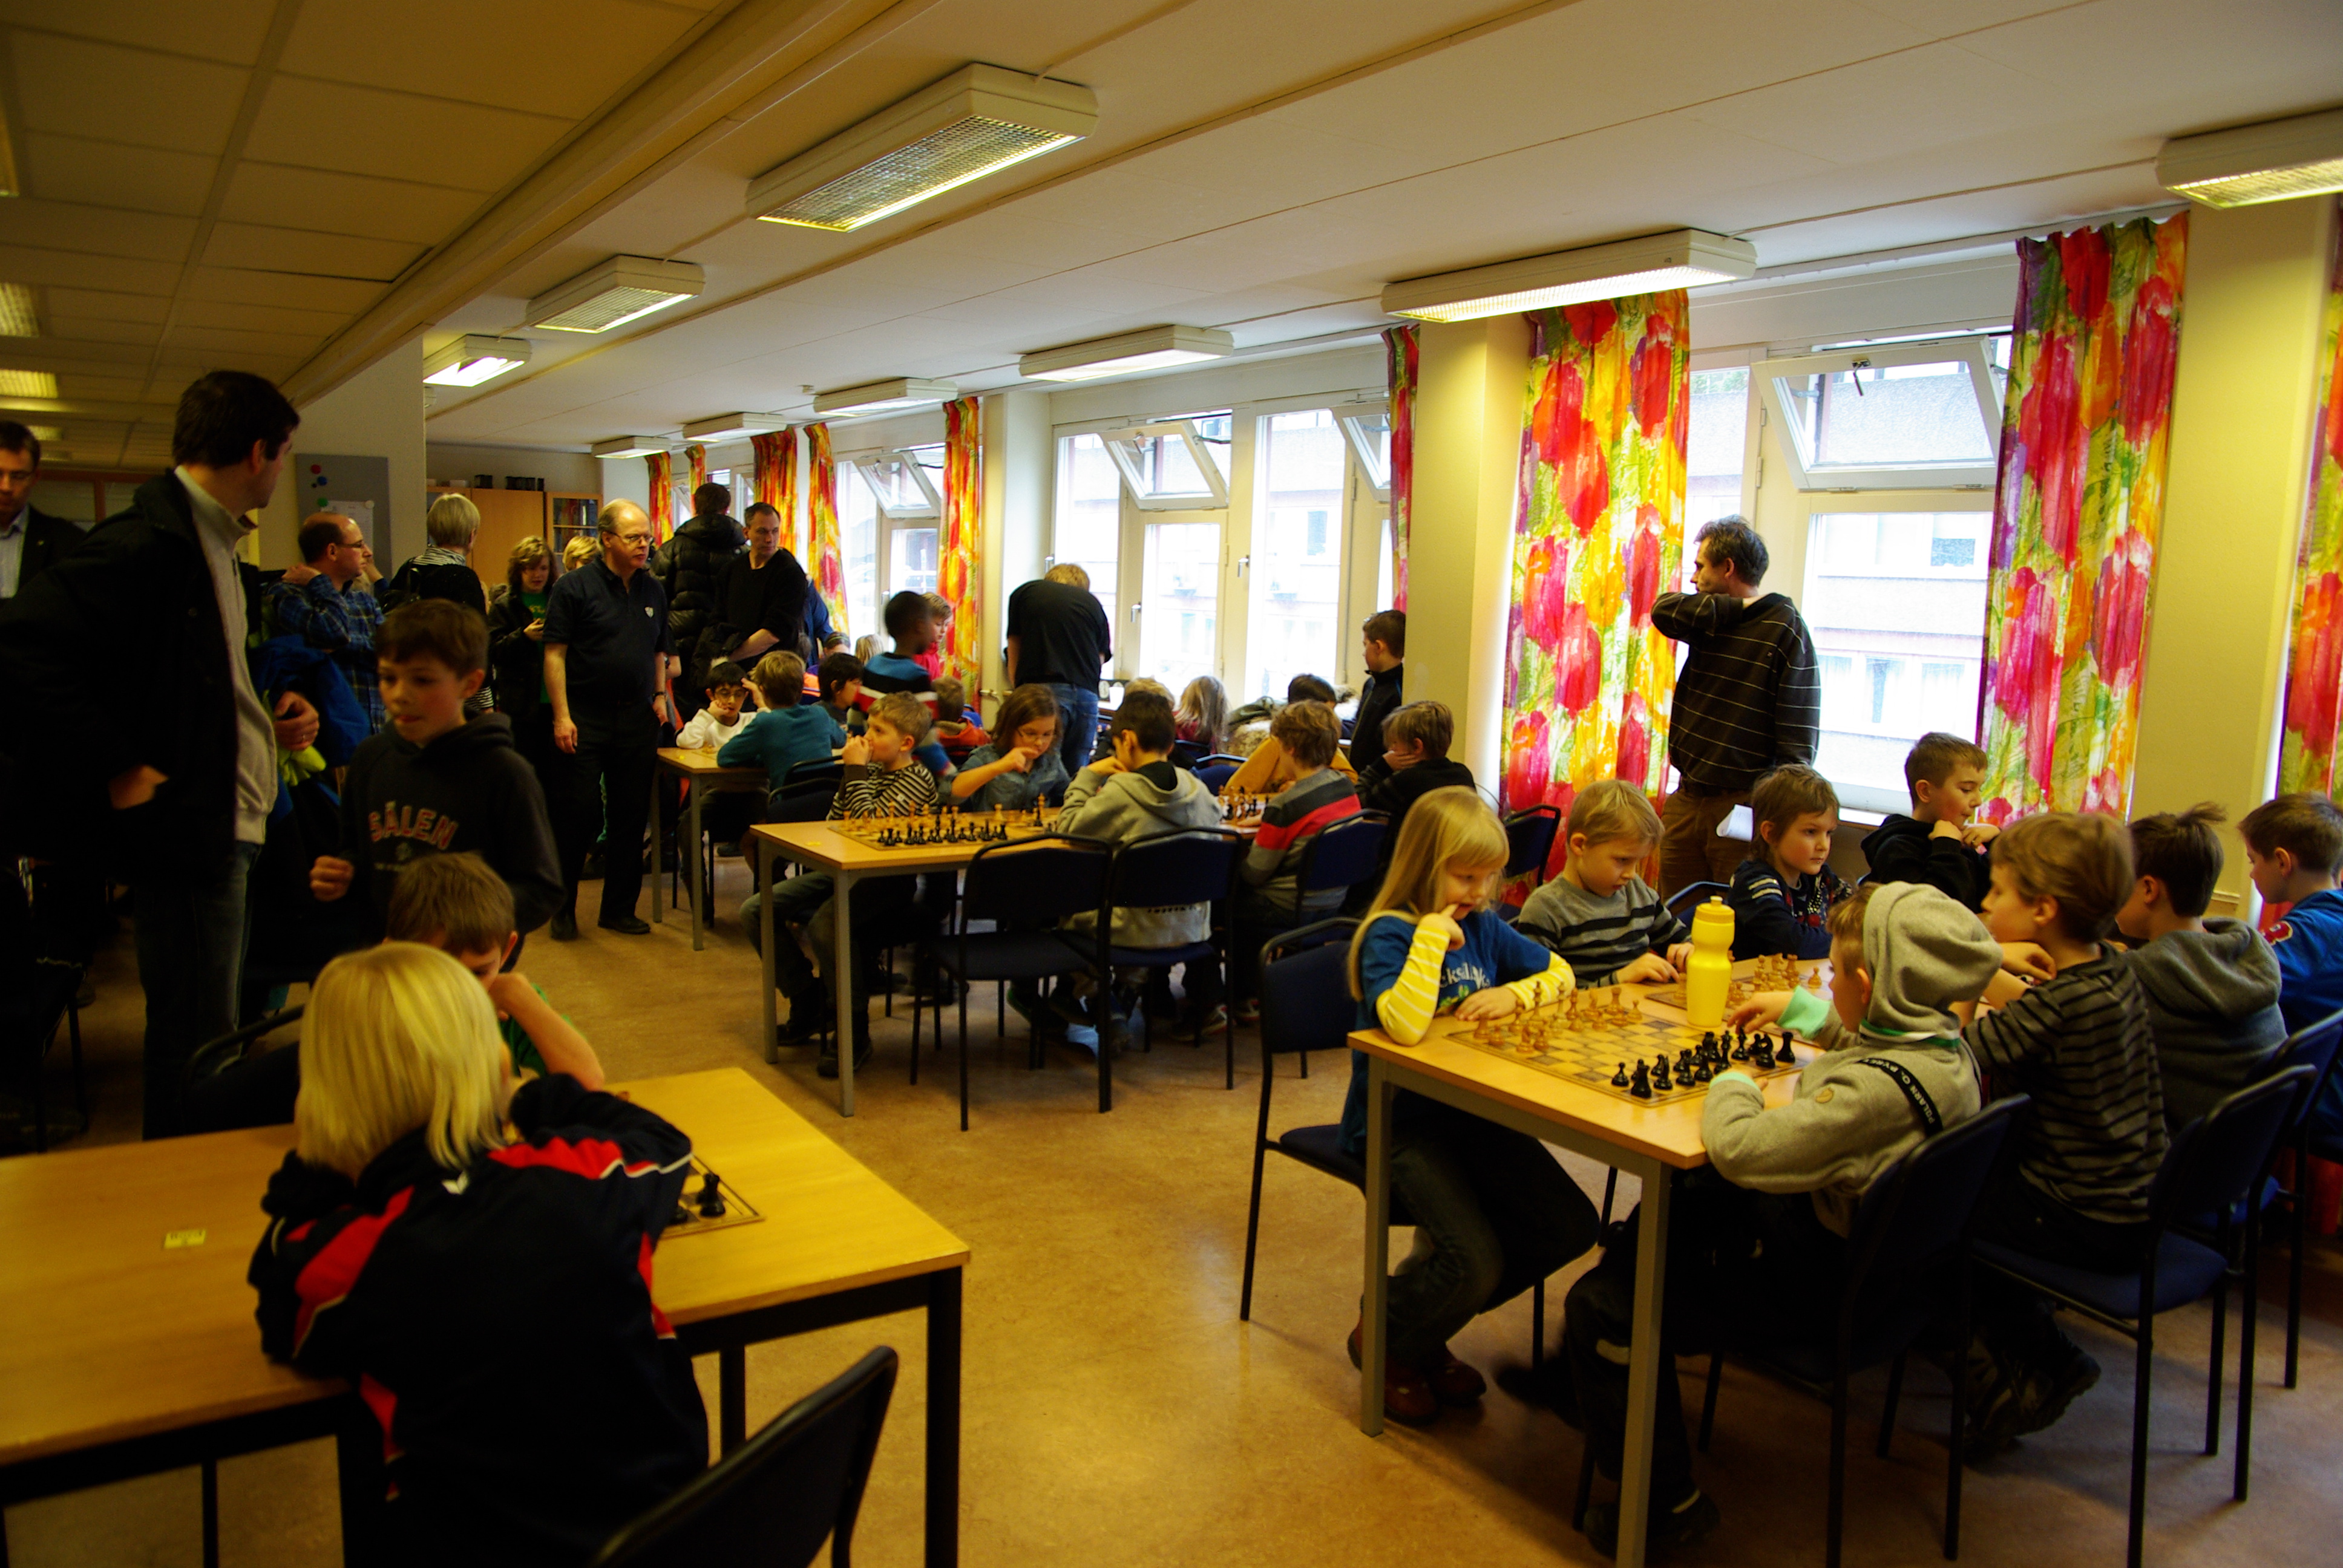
left=248, top=1076, right=707, bottom=1567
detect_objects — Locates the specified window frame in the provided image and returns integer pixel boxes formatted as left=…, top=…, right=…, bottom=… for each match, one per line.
left=1757, top=336, right=2002, bottom=492
left=1102, top=418, right=1231, bottom=511
left=1332, top=399, right=1393, bottom=503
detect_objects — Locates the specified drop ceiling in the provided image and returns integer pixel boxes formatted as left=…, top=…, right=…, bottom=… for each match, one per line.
left=3, top=0, right=2338, bottom=467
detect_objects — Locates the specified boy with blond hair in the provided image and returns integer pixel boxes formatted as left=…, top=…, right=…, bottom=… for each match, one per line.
left=1860, top=732, right=1996, bottom=909
left=2242, top=791, right=2343, bottom=1138
left=1516, top=780, right=1694, bottom=985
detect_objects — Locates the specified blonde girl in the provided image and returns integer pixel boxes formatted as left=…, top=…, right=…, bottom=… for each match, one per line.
left=1337, top=786, right=1598, bottom=1427
left=1175, top=675, right=1227, bottom=753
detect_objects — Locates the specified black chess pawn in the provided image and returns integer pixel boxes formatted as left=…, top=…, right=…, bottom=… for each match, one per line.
left=1611, top=1062, right=1630, bottom=1086
left=1702, top=1031, right=1717, bottom=1054
left=1751, top=1039, right=1775, bottom=1071
left=1675, top=1049, right=1694, bottom=1078
left=1729, top=1036, right=1748, bottom=1062
left=1774, top=1035, right=1797, bottom=1067
left=696, top=1171, right=726, bottom=1218
left=1629, top=1062, right=1652, bottom=1099
left=1653, top=1059, right=1672, bottom=1092
left=1693, top=1059, right=1713, bottom=1085
left=670, top=1202, right=692, bottom=1226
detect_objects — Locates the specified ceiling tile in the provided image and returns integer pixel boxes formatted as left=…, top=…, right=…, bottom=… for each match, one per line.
left=0, top=198, right=198, bottom=263
left=45, top=289, right=175, bottom=324
left=162, top=321, right=330, bottom=358
left=185, top=266, right=385, bottom=312
left=0, top=243, right=180, bottom=296
left=43, top=319, right=166, bottom=348
left=9, top=34, right=248, bottom=155
left=222, top=161, right=482, bottom=244
left=174, top=296, right=353, bottom=336
left=245, top=74, right=573, bottom=192
left=3, top=0, right=278, bottom=65
left=18, top=134, right=218, bottom=217
left=201, top=221, right=423, bottom=282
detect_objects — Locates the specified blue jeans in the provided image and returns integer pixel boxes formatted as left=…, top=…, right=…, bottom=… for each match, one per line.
left=135, top=841, right=263, bottom=1138
left=1049, top=684, right=1099, bottom=780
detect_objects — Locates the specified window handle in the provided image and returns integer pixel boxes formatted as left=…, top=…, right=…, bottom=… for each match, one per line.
left=1237, top=554, right=1250, bottom=578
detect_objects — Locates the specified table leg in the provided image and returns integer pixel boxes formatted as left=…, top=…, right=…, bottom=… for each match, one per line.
left=834, top=869, right=857, bottom=1117
left=334, top=1397, right=384, bottom=1568
left=687, top=779, right=705, bottom=952
left=927, top=1266, right=962, bottom=1568
left=201, top=1458, right=218, bottom=1568
left=1358, top=1056, right=1393, bottom=1436
left=719, top=1347, right=746, bottom=1454
left=1614, top=1159, right=1671, bottom=1568
left=650, top=763, right=666, bottom=926
left=761, top=837, right=778, bottom=1065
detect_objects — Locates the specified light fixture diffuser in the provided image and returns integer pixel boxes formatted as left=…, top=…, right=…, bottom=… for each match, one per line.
left=749, top=64, right=1095, bottom=232
left=1381, top=229, right=1757, bottom=324
left=1019, top=325, right=1236, bottom=382
left=527, top=256, right=704, bottom=333
left=0, top=283, right=36, bottom=338
left=2159, top=108, right=2343, bottom=208
left=422, top=334, right=532, bottom=387
left=0, top=368, right=58, bottom=399
left=811, top=377, right=957, bottom=417
left=681, top=412, right=785, bottom=443
left=592, top=435, right=671, bottom=460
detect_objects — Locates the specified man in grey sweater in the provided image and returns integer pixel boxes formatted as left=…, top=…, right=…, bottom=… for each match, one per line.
left=1554, top=881, right=1999, bottom=1558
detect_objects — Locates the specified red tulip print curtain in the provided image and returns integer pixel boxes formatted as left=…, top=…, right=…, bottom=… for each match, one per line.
left=1501, top=294, right=1688, bottom=847
left=807, top=423, right=848, bottom=637
left=1979, top=214, right=2187, bottom=822
left=645, top=451, right=673, bottom=545
left=1384, top=325, right=1417, bottom=612
left=751, top=430, right=799, bottom=557
left=686, top=443, right=707, bottom=497
left=939, top=397, right=983, bottom=685
left=2281, top=201, right=2343, bottom=800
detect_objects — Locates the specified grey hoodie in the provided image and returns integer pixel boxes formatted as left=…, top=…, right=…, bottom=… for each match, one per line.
left=2120, top=920, right=2286, bottom=1132
left=1054, top=760, right=1225, bottom=946
left=1702, top=883, right=1999, bottom=1236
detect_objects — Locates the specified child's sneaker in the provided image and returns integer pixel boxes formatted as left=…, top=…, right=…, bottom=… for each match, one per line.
left=2010, top=1337, right=2100, bottom=1437
left=1583, top=1489, right=1719, bottom=1560
left=1233, top=997, right=1262, bottom=1025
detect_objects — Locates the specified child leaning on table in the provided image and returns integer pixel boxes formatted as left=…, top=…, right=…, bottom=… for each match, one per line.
left=1337, top=786, right=1594, bottom=1430
left=719, top=651, right=845, bottom=803
left=1516, top=779, right=1694, bottom=987
left=1552, top=881, right=1998, bottom=1558
left=247, top=943, right=706, bottom=1564
left=674, top=659, right=753, bottom=751
left=1726, top=763, right=1853, bottom=959
left=951, top=682, right=1068, bottom=814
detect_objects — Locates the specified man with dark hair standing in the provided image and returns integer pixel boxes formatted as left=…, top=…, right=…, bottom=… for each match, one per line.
left=0, top=372, right=321, bottom=1136
left=715, top=500, right=811, bottom=667
left=0, top=420, right=83, bottom=598
left=651, top=481, right=742, bottom=719
left=267, top=511, right=384, bottom=732
left=543, top=498, right=673, bottom=939
left=1651, top=515, right=1820, bottom=897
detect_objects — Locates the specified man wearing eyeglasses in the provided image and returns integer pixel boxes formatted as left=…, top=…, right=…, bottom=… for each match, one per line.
left=543, top=499, right=674, bottom=939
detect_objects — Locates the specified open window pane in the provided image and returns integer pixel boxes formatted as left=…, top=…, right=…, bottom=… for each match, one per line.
left=837, top=461, right=880, bottom=641
left=1246, top=408, right=1346, bottom=702
left=1803, top=510, right=1990, bottom=811
left=1687, top=367, right=1747, bottom=528
left=1340, top=405, right=1393, bottom=495
left=859, top=451, right=939, bottom=518
left=1761, top=338, right=2002, bottom=490
left=889, top=526, right=938, bottom=597
left=1105, top=414, right=1230, bottom=509
left=1376, top=517, right=1394, bottom=612
left=1054, top=432, right=1122, bottom=629
left=1139, top=521, right=1218, bottom=691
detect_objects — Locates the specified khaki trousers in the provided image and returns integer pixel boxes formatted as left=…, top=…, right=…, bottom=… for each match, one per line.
left=1658, top=783, right=1749, bottom=900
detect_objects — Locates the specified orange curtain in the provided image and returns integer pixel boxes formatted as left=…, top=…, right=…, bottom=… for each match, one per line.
left=2280, top=198, right=2343, bottom=801
left=1384, top=325, right=1417, bottom=612
left=807, top=423, right=846, bottom=637
left=939, top=397, right=982, bottom=685
left=751, top=429, right=800, bottom=558
left=686, top=443, right=707, bottom=497
left=646, top=451, right=673, bottom=544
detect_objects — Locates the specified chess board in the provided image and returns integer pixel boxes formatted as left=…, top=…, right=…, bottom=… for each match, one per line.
left=1643, top=955, right=1832, bottom=1016
left=663, top=1158, right=762, bottom=1238
left=830, top=806, right=1056, bottom=852
left=1452, top=991, right=1806, bottom=1106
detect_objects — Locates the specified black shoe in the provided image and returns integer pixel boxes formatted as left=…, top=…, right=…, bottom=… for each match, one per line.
left=1495, top=1356, right=1582, bottom=1429
left=598, top=914, right=650, bottom=935
left=581, top=852, right=605, bottom=881
left=1583, top=1491, right=1719, bottom=1560
left=778, top=998, right=824, bottom=1047
left=550, top=910, right=579, bottom=942
left=816, top=1037, right=875, bottom=1079
left=2009, top=1336, right=2100, bottom=1438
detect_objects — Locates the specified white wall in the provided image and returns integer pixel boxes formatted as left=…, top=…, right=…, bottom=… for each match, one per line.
left=426, top=442, right=600, bottom=495
left=260, top=338, right=427, bottom=567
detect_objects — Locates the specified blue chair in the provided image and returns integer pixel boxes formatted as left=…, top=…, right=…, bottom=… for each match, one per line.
left=1976, top=1065, right=2314, bottom=1568
left=1677, top=1096, right=2031, bottom=1568
left=1294, top=811, right=1389, bottom=918
left=1664, top=880, right=1730, bottom=923
left=1170, top=737, right=1208, bottom=768
left=914, top=835, right=1113, bottom=1129
left=2272, top=1008, right=2343, bottom=1387
left=1077, top=827, right=1248, bottom=1111
left=1496, top=805, right=1562, bottom=923
left=588, top=1347, right=897, bottom=1568
left=1196, top=756, right=1244, bottom=794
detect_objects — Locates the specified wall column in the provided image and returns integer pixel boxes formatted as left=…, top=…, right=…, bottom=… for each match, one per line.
left=981, top=389, right=1051, bottom=701
left=258, top=339, right=427, bottom=567
left=2134, top=197, right=2337, bottom=907
left=1407, top=316, right=1530, bottom=788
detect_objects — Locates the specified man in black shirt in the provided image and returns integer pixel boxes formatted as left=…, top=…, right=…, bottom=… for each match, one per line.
left=1004, top=563, right=1112, bottom=778
left=650, top=482, right=742, bottom=719
left=543, top=500, right=673, bottom=938
left=713, top=501, right=810, bottom=671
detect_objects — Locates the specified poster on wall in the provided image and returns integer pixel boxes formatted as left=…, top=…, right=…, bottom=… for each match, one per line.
left=298, top=454, right=392, bottom=551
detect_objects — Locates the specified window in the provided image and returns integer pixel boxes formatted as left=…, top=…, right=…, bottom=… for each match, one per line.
left=1104, top=414, right=1231, bottom=509
left=1139, top=521, right=1218, bottom=690
left=1052, top=431, right=1122, bottom=628
left=1760, top=338, right=2004, bottom=491
left=1246, top=408, right=1348, bottom=702
left=1338, top=403, right=1393, bottom=500
left=1686, top=367, right=1748, bottom=527
left=1803, top=509, right=1991, bottom=812
left=836, top=461, right=880, bottom=640
left=857, top=449, right=940, bottom=518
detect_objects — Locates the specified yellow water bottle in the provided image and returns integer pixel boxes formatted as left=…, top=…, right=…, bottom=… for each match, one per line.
left=1683, top=897, right=1735, bottom=1030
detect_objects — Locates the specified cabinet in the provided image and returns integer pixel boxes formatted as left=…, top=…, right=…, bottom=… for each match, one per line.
left=425, top=486, right=592, bottom=593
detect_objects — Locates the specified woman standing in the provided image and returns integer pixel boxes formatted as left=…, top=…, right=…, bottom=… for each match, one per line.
left=491, top=536, right=559, bottom=783
left=390, top=494, right=493, bottom=713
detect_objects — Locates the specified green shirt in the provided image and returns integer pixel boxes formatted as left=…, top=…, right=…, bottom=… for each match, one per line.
left=499, top=981, right=555, bottom=1078
left=522, top=589, right=551, bottom=703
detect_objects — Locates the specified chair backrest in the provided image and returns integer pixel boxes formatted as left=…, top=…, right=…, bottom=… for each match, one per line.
left=589, top=1346, right=897, bottom=1568
left=959, top=834, right=1113, bottom=928
left=1296, top=812, right=1390, bottom=900
left=2277, top=1007, right=2343, bottom=1123
left=185, top=1005, right=305, bottom=1085
left=766, top=785, right=837, bottom=826
left=1844, top=1095, right=2031, bottom=1291
left=2151, top=1064, right=2317, bottom=1231
left=1257, top=920, right=1361, bottom=1059
left=1109, top=827, right=1247, bottom=915
left=1170, top=737, right=1207, bottom=767
left=784, top=758, right=846, bottom=791
left=1196, top=762, right=1239, bottom=794
left=1198, top=754, right=1245, bottom=768
left=1664, top=880, right=1731, bottom=923
left=1503, top=806, right=1562, bottom=880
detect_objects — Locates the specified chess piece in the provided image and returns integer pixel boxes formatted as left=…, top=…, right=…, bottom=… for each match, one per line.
left=1693, top=1059, right=1713, bottom=1085
left=671, top=1202, right=692, bottom=1227
left=1653, top=1057, right=1672, bottom=1092
left=1611, top=1062, right=1630, bottom=1086
left=1675, top=1049, right=1694, bottom=1078
left=1774, top=1035, right=1797, bottom=1067
left=1751, top=1039, right=1774, bottom=1071
left=696, top=1170, right=727, bottom=1218
left=1630, top=1062, right=1652, bottom=1099
left=1730, top=1036, right=1748, bottom=1062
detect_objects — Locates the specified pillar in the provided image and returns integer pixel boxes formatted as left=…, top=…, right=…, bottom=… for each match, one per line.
left=980, top=389, right=1050, bottom=701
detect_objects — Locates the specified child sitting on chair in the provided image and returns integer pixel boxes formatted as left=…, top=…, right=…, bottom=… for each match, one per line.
left=952, top=683, right=1066, bottom=814
left=1340, top=786, right=1592, bottom=1429
left=1516, top=780, right=1693, bottom=987
left=719, top=652, right=846, bottom=806
left=1725, top=764, right=1852, bottom=959
left=1554, top=881, right=1999, bottom=1557
left=246, top=943, right=705, bottom=1563
left=675, top=661, right=753, bottom=750
left=2242, top=794, right=2343, bottom=1135
left=1231, top=700, right=1361, bottom=1019
left=930, top=675, right=989, bottom=762
left=816, top=650, right=864, bottom=734
left=1858, top=733, right=1996, bottom=910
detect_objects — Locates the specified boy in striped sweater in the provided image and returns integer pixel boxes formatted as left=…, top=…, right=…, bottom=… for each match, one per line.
left=1231, top=700, right=1360, bottom=1018
left=1516, top=780, right=1694, bottom=985
left=1958, top=811, right=2164, bottom=1454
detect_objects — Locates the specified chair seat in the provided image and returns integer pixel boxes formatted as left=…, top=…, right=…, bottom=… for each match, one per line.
left=1725, top=1291, right=1945, bottom=1383
left=1104, top=940, right=1217, bottom=970
left=1976, top=1232, right=2229, bottom=1321
left=934, top=931, right=1092, bottom=984
left=1273, top=1124, right=1418, bottom=1226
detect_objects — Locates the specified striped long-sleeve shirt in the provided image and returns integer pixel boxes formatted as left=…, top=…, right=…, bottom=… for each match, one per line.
left=1650, top=590, right=1820, bottom=791
left=1239, top=767, right=1360, bottom=910
left=1515, top=873, right=1691, bottom=985
left=828, top=759, right=939, bottom=821
left=1964, top=948, right=2166, bottom=1227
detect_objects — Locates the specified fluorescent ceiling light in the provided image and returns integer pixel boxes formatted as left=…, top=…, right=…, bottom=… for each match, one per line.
left=528, top=256, right=703, bottom=333
left=0, top=283, right=36, bottom=337
left=422, top=334, right=532, bottom=387
left=1020, top=325, right=1236, bottom=382
left=2159, top=108, right=2343, bottom=208
left=681, top=412, right=785, bottom=443
left=749, top=64, right=1095, bottom=232
left=592, top=435, right=671, bottom=460
left=22, top=423, right=58, bottom=440
left=811, top=377, right=956, bottom=417
left=0, top=368, right=58, bottom=399
left=1381, top=229, right=1757, bottom=324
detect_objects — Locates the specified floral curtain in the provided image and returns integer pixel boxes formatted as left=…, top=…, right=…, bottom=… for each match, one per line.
left=686, top=443, right=707, bottom=496
left=645, top=451, right=673, bottom=545
left=1501, top=294, right=1689, bottom=860
left=807, top=423, right=847, bottom=638
left=751, top=429, right=799, bottom=557
left=2279, top=200, right=2343, bottom=800
left=1978, top=214, right=2188, bottom=822
left=1384, top=325, right=1417, bottom=612
left=939, top=397, right=982, bottom=685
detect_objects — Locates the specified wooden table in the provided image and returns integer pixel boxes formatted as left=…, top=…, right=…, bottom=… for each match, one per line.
left=1349, top=972, right=1809, bottom=1568
left=0, top=1068, right=969, bottom=1568
left=651, top=747, right=770, bottom=951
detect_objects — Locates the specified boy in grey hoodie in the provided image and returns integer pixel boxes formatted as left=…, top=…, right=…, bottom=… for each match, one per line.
left=1555, top=881, right=1999, bottom=1558
left=2115, top=803, right=2286, bottom=1131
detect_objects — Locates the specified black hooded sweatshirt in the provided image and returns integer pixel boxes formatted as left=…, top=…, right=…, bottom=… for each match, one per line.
left=1860, top=812, right=1990, bottom=911
left=336, top=712, right=563, bottom=937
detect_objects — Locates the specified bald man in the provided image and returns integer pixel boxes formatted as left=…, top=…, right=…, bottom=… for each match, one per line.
left=266, top=511, right=383, bottom=731
left=542, top=498, right=673, bottom=938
